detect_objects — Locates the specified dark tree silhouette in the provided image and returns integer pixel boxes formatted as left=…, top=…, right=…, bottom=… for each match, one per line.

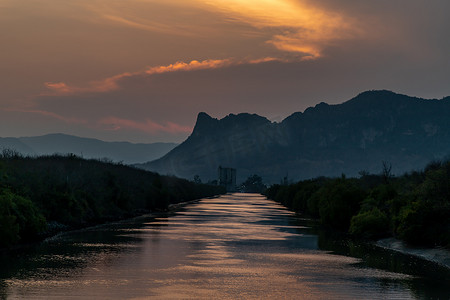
left=240, top=174, right=266, bottom=193
left=382, top=161, right=393, bottom=183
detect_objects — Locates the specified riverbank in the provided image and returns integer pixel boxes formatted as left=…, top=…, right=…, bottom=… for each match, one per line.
left=3, top=193, right=449, bottom=299
left=1, top=194, right=222, bottom=255
left=265, top=195, right=450, bottom=270
left=376, top=237, right=450, bottom=269
left=0, top=154, right=226, bottom=248
left=264, top=163, right=450, bottom=256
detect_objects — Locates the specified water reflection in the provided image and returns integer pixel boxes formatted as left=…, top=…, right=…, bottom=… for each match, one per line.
left=1, top=193, right=449, bottom=299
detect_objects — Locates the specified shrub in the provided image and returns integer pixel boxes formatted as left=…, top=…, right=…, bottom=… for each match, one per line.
left=0, top=189, right=46, bottom=246
left=11, top=193, right=47, bottom=240
left=349, top=208, right=389, bottom=239
left=397, top=201, right=450, bottom=247
left=318, top=178, right=366, bottom=230
left=0, top=192, right=20, bottom=246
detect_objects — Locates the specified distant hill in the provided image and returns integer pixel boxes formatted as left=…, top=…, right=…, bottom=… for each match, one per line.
left=0, top=134, right=177, bottom=164
left=138, top=90, right=450, bottom=183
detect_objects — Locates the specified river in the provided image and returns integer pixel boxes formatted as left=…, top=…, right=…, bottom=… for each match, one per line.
left=1, top=193, right=449, bottom=299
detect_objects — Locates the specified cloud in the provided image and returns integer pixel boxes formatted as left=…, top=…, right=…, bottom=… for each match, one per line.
left=81, top=0, right=223, bottom=38
left=81, top=0, right=359, bottom=60
left=44, top=72, right=133, bottom=95
left=44, top=82, right=72, bottom=93
left=6, top=0, right=450, bottom=144
left=145, top=59, right=233, bottom=75
left=35, top=0, right=364, bottom=101
left=267, top=35, right=322, bottom=59
left=43, top=57, right=285, bottom=96
left=197, top=0, right=358, bottom=58
left=98, top=117, right=192, bottom=134
left=101, top=14, right=172, bottom=33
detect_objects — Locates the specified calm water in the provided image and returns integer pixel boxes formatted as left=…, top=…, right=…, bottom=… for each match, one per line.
left=1, top=193, right=449, bottom=299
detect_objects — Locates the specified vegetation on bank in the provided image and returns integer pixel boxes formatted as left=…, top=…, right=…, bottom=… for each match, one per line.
left=0, top=150, right=225, bottom=248
left=264, top=160, right=450, bottom=248
left=239, top=174, right=266, bottom=193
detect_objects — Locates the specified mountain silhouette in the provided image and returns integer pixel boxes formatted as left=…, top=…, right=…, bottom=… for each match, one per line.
left=0, top=133, right=177, bottom=164
left=139, top=90, right=450, bottom=183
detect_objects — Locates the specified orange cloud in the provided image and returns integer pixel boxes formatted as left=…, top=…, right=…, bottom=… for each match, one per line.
left=99, top=117, right=192, bottom=134
left=44, top=82, right=72, bottom=93
left=43, top=57, right=282, bottom=96
left=198, top=0, right=358, bottom=59
left=81, top=0, right=358, bottom=61
left=145, top=59, right=233, bottom=75
left=39, top=1, right=361, bottom=99
left=247, top=57, right=281, bottom=64
left=44, top=71, right=134, bottom=95
left=267, top=35, right=322, bottom=59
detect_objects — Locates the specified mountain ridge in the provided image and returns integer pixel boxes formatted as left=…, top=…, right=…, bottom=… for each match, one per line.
left=0, top=133, right=177, bottom=164
left=139, top=90, right=450, bottom=183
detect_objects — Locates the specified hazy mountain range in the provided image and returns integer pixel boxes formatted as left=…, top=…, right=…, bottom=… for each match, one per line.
left=139, top=90, right=450, bottom=183
left=0, top=134, right=177, bottom=164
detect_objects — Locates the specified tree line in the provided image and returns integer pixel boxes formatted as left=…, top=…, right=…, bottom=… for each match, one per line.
left=264, top=160, right=450, bottom=248
left=0, top=150, right=225, bottom=248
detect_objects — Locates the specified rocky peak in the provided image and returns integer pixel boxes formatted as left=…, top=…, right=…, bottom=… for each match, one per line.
left=191, top=112, right=271, bottom=138
left=190, top=112, right=219, bottom=137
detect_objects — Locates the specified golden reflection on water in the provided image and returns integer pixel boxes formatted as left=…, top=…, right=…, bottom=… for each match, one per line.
left=4, top=193, right=416, bottom=299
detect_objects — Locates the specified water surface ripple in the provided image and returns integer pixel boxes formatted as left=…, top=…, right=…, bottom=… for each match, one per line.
left=1, top=193, right=449, bottom=299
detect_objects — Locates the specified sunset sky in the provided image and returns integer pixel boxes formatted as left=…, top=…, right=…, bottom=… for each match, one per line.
left=1, top=0, right=449, bottom=142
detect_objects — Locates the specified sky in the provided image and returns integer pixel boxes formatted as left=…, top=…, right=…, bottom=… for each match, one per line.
left=1, top=0, right=449, bottom=143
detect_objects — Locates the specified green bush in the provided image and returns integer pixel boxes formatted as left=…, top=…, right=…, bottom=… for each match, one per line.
left=396, top=162, right=450, bottom=247
left=397, top=201, right=450, bottom=247
left=292, top=180, right=320, bottom=212
left=10, top=192, right=47, bottom=240
left=0, top=191, right=20, bottom=247
left=307, top=187, right=325, bottom=217
left=264, top=160, right=450, bottom=248
left=350, top=208, right=389, bottom=239
left=0, top=189, right=46, bottom=246
left=318, top=178, right=366, bottom=230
